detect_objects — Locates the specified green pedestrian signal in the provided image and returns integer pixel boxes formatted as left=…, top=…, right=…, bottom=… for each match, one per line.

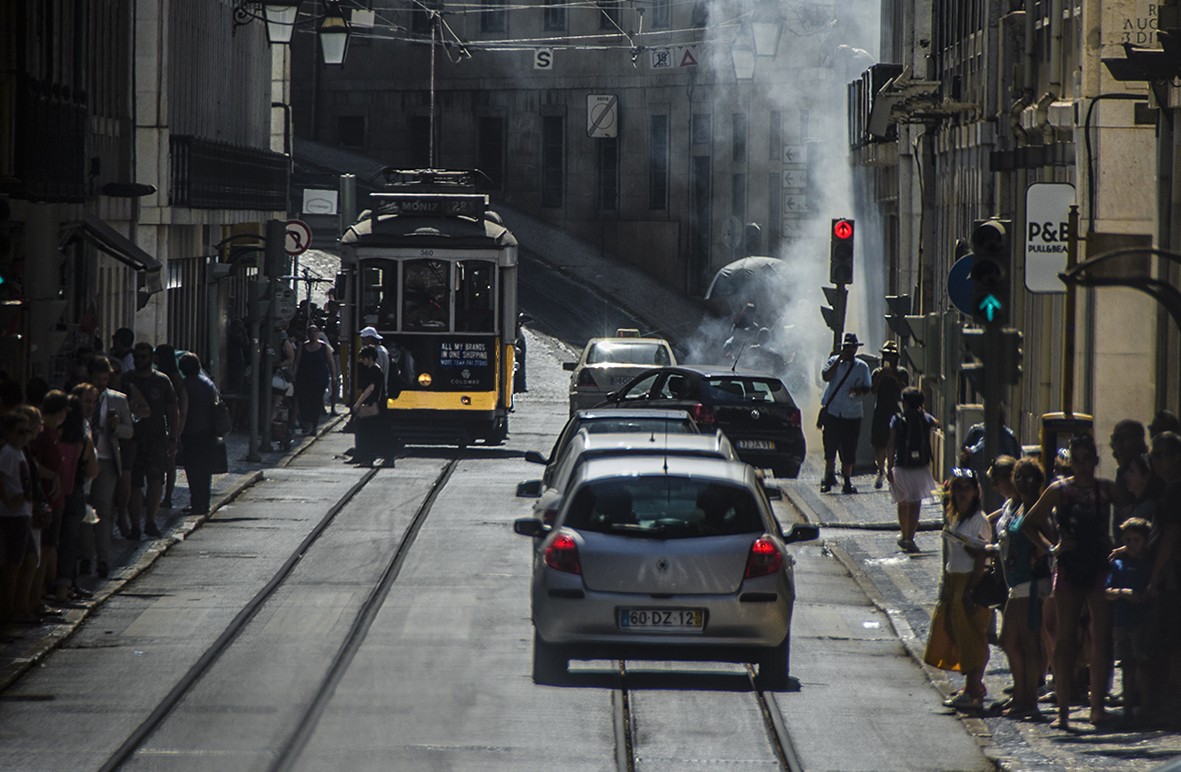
left=968, top=219, right=1011, bottom=327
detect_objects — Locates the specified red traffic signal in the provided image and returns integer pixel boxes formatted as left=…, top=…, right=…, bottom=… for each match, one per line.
left=830, top=218, right=855, bottom=285
left=833, top=219, right=854, bottom=241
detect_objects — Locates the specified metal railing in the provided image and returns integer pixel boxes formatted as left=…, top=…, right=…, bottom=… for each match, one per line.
left=170, top=135, right=287, bottom=211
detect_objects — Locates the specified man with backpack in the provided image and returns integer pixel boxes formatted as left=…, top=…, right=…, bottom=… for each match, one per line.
left=887, top=386, right=940, bottom=552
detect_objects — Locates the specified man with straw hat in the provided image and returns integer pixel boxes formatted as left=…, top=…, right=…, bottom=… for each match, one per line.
left=819, top=332, right=873, bottom=493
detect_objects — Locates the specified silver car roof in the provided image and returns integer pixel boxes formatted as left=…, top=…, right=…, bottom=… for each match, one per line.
left=570, top=430, right=735, bottom=458
left=571, top=408, right=693, bottom=420
left=573, top=455, right=756, bottom=486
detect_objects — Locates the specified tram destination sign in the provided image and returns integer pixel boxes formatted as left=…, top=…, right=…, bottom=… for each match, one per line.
left=373, top=193, right=488, bottom=218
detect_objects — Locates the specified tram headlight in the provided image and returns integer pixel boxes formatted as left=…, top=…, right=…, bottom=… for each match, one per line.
left=417, top=372, right=432, bottom=387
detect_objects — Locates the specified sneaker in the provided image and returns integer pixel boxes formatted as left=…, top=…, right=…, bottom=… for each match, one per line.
left=874, top=473, right=884, bottom=489
left=820, top=478, right=835, bottom=493
left=842, top=481, right=857, bottom=494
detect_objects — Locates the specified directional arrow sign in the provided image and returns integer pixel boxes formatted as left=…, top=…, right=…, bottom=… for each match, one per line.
left=978, top=294, right=1002, bottom=322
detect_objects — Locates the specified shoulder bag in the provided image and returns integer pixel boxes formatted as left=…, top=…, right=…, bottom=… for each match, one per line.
left=970, top=560, right=1009, bottom=608
left=214, top=397, right=233, bottom=437
left=817, top=361, right=857, bottom=429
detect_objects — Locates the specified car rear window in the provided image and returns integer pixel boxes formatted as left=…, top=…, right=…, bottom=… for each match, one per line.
left=706, top=377, right=790, bottom=404
left=562, top=477, right=765, bottom=538
left=587, top=341, right=672, bottom=366
left=582, top=418, right=696, bottom=434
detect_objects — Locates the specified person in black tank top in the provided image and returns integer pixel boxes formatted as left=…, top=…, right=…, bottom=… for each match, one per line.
left=1021, top=433, right=1115, bottom=729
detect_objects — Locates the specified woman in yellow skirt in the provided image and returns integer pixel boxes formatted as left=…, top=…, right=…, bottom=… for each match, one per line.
left=924, top=468, right=993, bottom=711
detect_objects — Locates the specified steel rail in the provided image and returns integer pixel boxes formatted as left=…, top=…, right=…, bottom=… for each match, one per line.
left=269, top=459, right=458, bottom=771
left=97, top=466, right=383, bottom=772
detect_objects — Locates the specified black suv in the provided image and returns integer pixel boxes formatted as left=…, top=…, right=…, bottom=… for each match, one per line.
left=598, top=365, right=806, bottom=478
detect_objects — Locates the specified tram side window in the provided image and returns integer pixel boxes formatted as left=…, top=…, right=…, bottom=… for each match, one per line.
left=456, top=260, right=495, bottom=332
left=360, top=261, right=397, bottom=329
left=403, top=259, right=451, bottom=331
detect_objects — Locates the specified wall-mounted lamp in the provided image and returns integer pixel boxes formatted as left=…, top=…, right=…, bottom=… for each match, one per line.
left=751, top=21, right=782, bottom=57
left=732, top=46, right=756, bottom=80
left=233, top=0, right=351, bottom=64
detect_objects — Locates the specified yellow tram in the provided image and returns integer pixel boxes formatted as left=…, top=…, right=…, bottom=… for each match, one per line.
left=338, top=169, right=518, bottom=445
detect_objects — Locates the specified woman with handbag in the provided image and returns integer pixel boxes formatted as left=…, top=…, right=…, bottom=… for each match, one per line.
left=350, top=345, right=386, bottom=468
left=923, top=467, right=992, bottom=712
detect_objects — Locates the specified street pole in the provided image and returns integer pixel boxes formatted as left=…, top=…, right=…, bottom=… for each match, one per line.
left=247, top=279, right=263, bottom=462
left=831, top=284, right=848, bottom=352
left=982, top=326, right=1003, bottom=510
left=1063, top=205, right=1079, bottom=414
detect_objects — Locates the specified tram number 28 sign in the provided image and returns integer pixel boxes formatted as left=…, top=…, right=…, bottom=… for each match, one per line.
left=1024, top=182, right=1074, bottom=294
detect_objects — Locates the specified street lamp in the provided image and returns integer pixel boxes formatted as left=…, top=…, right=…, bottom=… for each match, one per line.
left=732, top=46, right=756, bottom=80
left=751, top=21, right=782, bottom=57
left=232, top=0, right=352, bottom=65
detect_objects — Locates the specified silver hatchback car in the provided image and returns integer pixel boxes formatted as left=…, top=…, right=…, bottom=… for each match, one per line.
left=514, top=456, right=819, bottom=689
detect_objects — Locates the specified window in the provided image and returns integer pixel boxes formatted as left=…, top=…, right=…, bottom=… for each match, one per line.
left=649, top=114, right=668, bottom=210
left=650, top=0, right=671, bottom=29
left=337, top=115, right=365, bottom=149
left=598, top=1, right=621, bottom=30
left=478, top=117, right=505, bottom=190
left=732, top=113, right=747, bottom=163
left=541, top=115, right=565, bottom=207
left=732, top=173, right=746, bottom=224
left=563, top=478, right=764, bottom=537
left=481, top=0, right=506, bottom=33
left=359, top=260, right=397, bottom=329
left=691, top=113, right=711, bottom=146
left=455, top=260, right=496, bottom=332
left=596, top=138, right=618, bottom=212
left=402, top=259, right=451, bottom=331
left=544, top=0, right=566, bottom=31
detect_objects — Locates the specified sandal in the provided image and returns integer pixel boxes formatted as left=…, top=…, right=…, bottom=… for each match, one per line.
left=947, top=692, right=984, bottom=711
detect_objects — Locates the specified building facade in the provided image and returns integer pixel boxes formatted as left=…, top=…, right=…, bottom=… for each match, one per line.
left=0, top=0, right=288, bottom=390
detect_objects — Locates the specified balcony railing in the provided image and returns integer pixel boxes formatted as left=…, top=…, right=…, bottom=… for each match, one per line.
left=170, top=135, right=288, bottom=211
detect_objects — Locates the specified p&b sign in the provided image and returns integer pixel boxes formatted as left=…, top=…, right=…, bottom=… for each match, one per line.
left=1024, top=182, right=1075, bottom=293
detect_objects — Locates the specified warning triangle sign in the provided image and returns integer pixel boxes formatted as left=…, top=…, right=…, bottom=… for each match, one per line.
left=679, top=48, right=698, bottom=67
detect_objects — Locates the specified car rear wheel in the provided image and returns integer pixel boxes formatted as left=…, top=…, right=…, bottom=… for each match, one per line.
left=755, top=637, right=791, bottom=691
left=532, top=631, right=567, bottom=685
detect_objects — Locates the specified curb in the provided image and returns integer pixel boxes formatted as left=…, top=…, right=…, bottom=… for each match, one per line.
left=781, top=486, right=1002, bottom=769
left=0, top=416, right=343, bottom=695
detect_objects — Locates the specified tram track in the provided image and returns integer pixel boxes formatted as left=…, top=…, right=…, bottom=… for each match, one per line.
left=98, top=460, right=458, bottom=772
left=612, top=661, right=803, bottom=772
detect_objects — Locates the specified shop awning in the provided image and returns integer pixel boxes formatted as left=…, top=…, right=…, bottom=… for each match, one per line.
left=61, top=215, right=163, bottom=273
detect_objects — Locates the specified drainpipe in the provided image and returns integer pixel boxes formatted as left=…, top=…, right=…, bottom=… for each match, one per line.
left=1049, top=0, right=1064, bottom=97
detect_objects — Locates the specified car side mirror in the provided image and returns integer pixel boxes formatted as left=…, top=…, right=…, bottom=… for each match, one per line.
left=604, top=391, right=619, bottom=402
left=516, top=479, right=542, bottom=498
left=514, top=518, right=548, bottom=538
left=524, top=450, right=548, bottom=465
left=562, top=362, right=576, bottom=371
left=762, top=483, right=782, bottom=500
left=782, top=522, right=820, bottom=544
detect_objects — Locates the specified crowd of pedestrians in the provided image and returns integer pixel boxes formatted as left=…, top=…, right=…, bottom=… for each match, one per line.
left=0, top=328, right=230, bottom=640
left=927, top=417, right=1181, bottom=729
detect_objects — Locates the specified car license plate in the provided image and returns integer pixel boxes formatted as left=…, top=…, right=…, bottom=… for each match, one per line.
left=618, top=608, right=704, bottom=631
left=736, top=439, right=775, bottom=450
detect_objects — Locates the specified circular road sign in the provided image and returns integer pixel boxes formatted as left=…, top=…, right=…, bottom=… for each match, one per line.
left=947, top=254, right=977, bottom=317
left=285, top=219, right=313, bottom=256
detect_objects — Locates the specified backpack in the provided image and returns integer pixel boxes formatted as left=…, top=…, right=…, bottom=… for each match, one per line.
left=894, top=409, right=932, bottom=468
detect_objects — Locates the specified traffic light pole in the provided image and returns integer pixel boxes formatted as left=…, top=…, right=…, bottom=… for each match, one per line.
left=982, top=325, right=1004, bottom=510
left=1062, top=205, right=1079, bottom=414
left=830, top=284, right=848, bottom=352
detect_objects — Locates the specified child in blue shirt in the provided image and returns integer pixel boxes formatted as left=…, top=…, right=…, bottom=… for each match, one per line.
left=1106, top=517, right=1152, bottom=722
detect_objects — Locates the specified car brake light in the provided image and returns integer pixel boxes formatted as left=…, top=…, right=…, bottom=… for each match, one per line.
left=544, top=534, right=582, bottom=574
left=690, top=403, right=715, bottom=425
left=576, top=370, right=597, bottom=387
left=787, top=407, right=801, bottom=428
left=745, top=537, right=783, bottom=578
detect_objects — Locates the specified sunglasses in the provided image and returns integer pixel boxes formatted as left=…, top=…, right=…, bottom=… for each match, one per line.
left=950, top=467, right=976, bottom=480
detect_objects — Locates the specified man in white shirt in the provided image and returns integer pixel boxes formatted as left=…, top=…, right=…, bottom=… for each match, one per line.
left=86, top=356, right=136, bottom=578
left=819, top=332, right=873, bottom=494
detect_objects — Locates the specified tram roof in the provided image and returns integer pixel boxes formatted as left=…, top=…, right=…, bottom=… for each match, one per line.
left=341, top=210, right=517, bottom=249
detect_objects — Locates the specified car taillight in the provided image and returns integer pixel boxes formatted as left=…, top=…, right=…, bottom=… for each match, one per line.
left=745, top=537, right=783, bottom=578
left=690, top=403, right=716, bottom=425
left=544, top=534, right=582, bottom=574
left=576, top=370, right=596, bottom=387
left=786, top=407, right=801, bottom=428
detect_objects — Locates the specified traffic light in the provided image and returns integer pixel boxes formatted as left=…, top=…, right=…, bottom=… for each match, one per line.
left=264, top=219, right=289, bottom=278
left=829, top=218, right=855, bottom=285
left=1002, top=328, right=1024, bottom=384
left=821, top=285, right=846, bottom=332
left=885, top=294, right=912, bottom=339
left=969, top=218, right=1011, bottom=326
left=904, top=313, right=942, bottom=375
left=961, top=327, right=985, bottom=391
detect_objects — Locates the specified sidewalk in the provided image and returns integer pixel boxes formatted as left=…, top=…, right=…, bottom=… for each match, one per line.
left=782, top=463, right=1181, bottom=772
left=0, top=418, right=341, bottom=694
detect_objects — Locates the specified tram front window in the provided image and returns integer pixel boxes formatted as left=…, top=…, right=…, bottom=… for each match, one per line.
left=456, top=260, right=495, bottom=332
left=403, top=259, right=450, bottom=330
left=360, top=261, right=397, bottom=329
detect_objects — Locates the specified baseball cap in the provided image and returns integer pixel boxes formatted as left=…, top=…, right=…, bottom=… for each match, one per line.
left=359, top=326, right=383, bottom=341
